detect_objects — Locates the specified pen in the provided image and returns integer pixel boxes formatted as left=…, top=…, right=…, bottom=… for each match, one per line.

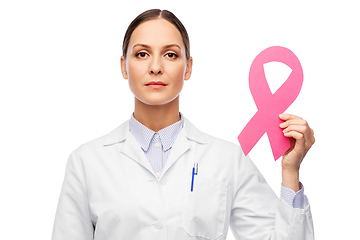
left=191, top=163, right=198, bottom=192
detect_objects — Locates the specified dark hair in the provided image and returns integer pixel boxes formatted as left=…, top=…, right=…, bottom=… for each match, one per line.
left=122, top=9, right=190, bottom=60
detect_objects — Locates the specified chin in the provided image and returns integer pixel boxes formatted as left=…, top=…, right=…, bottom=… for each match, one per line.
left=137, top=95, right=179, bottom=106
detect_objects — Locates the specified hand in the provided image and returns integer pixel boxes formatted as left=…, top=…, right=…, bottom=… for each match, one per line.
left=279, top=113, right=315, bottom=172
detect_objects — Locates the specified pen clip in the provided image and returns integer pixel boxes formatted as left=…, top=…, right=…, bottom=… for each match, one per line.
left=191, top=163, right=198, bottom=192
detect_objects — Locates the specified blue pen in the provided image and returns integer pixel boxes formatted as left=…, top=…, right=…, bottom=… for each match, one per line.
left=191, top=163, right=198, bottom=192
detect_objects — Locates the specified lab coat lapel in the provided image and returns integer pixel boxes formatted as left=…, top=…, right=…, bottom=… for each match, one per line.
left=103, top=120, right=154, bottom=175
left=121, top=133, right=155, bottom=174
left=161, top=130, right=190, bottom=175
left=103, top=118, right=208, bottom=177
left=161, top=118, right=207, bottom=176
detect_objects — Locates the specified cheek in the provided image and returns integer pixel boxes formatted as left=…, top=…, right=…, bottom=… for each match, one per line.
left=167, top=63, right=186, bottom=94
left=127, top=61, right=146, bottom=80
left=126, top=64, right=142, bottom=95
left=170, top=62, right=187, bottom=82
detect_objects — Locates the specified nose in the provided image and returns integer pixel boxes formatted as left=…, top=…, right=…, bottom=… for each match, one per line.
left=150, top=69, right=162, bottom=74
left=149, top=57, right=163, bottom=75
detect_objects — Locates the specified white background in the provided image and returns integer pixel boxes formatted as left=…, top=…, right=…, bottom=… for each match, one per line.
left=1, top=0, right=359, bottom=239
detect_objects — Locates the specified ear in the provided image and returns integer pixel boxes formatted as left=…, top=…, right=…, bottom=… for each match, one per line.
left=184, top=57, right=193, bottom=81
left=120, top=56, right=128, bottom=79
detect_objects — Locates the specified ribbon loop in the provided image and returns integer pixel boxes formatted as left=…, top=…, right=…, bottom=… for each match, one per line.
left=238, top=46, right=303, bottom=160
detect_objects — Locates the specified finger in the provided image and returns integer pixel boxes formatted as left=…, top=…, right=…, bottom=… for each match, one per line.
left=279, top=114, right=315, bottom=149
left=283, top=122, right=313, bottom=140
left=284, top=128, right=308, bottom=153
left=279, top=113, right=302, bottom=121
left=283, top=130, right=306, bottom=151
left=282, top=124, right=308, bottom=134
left=309, top=128, right=315, bottom=146
left=279, top=118, right=308, bottom=129
left=283, top=125, right=314, bottom=150
left=283, top=130, right=304, bottom=140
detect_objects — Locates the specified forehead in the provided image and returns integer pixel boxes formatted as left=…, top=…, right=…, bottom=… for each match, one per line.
left=129, top=18, right=184, bottom=47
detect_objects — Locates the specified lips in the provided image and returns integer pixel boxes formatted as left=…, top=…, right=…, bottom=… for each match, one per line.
left=145, top=81, right=167, bottom=89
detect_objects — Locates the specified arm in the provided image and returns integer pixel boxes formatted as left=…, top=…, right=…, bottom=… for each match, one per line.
left=230, top=153, right=314, bottom=240
left=52, top=151, right=94, bottom=240
left=230, top=114, right=315, bottom=239
left=279, top=113, right=315, bottom=192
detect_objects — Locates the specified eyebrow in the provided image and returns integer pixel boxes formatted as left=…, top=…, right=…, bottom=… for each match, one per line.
left=163, top=44, right=181, bottom=49
left=132, top=43, right=181, bottom=50
left=132, top=43, right=150, bottom=49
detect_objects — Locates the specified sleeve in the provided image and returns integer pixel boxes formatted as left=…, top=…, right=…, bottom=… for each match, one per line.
left=52, top=151, right=94, bottom=240
left=229, top=150, right=314, bottom=240
left=280, top=183, right=305, bottom=209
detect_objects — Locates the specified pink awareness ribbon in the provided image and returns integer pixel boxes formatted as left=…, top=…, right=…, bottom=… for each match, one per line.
left=238, top=46, right=303, bottom=160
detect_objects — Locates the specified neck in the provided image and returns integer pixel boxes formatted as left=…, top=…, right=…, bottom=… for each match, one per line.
left=133, top=97, right=181, bottom=132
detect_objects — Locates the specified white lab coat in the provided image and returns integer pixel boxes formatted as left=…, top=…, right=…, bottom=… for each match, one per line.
left=52, top=117, right=314, bottom=240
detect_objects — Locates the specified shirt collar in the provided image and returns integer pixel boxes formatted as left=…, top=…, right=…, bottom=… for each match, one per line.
left=129, top=113, right=184, bottom=152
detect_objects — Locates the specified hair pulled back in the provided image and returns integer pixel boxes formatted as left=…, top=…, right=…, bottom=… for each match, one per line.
left=122, top=9, right=190, bottom=60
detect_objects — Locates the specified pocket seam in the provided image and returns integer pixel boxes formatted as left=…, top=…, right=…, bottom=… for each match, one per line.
left=182, top=176, right=227, bottom=239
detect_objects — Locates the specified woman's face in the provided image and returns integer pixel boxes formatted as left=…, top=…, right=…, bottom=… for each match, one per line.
left=121, top=18, right=192, bottom=106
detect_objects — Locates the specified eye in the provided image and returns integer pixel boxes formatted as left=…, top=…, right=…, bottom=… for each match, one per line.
left=135, top=52, right=148, bottom=58
left=165, top=52, right=178, bottom=59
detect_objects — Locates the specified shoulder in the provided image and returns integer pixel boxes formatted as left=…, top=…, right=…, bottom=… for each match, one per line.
left=183, top=117, right=242, bottom=155
left=71, top=119, right=130, bottom=157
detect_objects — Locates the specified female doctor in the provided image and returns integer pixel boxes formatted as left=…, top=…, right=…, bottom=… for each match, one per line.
left=52, top=9, right=315, bottom=240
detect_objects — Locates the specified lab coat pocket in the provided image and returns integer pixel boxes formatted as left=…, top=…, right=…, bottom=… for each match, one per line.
left=182, top=175, right=227, bottom=239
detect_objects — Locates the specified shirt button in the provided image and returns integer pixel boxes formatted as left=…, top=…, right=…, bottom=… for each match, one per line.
left=155, top=142, right=160, bottom=148
left=154, top=221, right=163, bottom=229
left=154, top=133, right=159, bottom=139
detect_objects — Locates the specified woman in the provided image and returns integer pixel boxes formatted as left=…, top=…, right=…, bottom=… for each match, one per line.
left=52, top=9, right=315, bottom=240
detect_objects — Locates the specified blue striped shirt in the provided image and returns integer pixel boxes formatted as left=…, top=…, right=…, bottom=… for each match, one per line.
left=129, top=113, right=304, bottom=209
left=129, top=113, right=184, bottom=178
left=281, top=182, right=305, bottom=209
